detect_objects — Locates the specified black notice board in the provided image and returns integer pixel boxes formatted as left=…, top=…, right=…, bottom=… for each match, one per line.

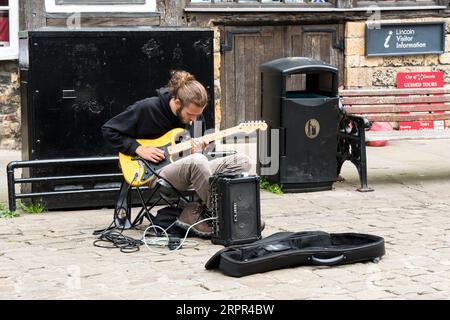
left=365, top=22, right=445, bottom=57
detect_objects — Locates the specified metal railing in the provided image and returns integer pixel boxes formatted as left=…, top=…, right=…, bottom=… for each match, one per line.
left=6, top=157, right=124, bottom=212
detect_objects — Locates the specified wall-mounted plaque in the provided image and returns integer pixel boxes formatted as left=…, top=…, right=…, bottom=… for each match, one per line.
left=365, top=22, right=445, bottom=57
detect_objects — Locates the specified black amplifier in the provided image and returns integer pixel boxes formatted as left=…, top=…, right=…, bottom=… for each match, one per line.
left=209, top=174, right=262, bottom=246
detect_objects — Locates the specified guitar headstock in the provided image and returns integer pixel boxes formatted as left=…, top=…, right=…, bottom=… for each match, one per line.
left=237, top=121, right=268, bottom=133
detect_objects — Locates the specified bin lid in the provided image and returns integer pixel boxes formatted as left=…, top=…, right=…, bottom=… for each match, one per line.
left=260, top=57, right=338, bottom=76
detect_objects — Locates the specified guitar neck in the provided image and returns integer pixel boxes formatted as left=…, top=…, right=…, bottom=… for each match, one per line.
left=168, top=127, right=241, bottom=155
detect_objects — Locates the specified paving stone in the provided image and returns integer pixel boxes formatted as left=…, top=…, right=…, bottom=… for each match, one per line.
left=349, top=290, right=399, bottom=300
left=3, top=141, right=450, bottom=299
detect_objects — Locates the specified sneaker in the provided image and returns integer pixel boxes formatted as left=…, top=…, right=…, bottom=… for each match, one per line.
left=175, top=202, right=213, bottom=239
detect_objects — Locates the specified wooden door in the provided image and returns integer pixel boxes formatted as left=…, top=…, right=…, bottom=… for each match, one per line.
left=220, top=24, right=344, bottom=128
left=285, top=25, right=344, bottom=83
left=220, top=26, right=284, bottom=129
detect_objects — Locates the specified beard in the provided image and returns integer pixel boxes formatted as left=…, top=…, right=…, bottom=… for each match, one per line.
left=176, top=105, right=190, bottom=125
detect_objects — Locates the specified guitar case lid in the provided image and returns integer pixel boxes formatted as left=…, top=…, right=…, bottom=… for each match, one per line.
left=205, top=231, right=385, bottom=278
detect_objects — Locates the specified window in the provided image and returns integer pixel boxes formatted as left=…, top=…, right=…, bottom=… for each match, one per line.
left=188, top=0, right=442, bottom=6
left=45, top=0, right=156, bottom=13
left=0, top=0, right=18, bottom=61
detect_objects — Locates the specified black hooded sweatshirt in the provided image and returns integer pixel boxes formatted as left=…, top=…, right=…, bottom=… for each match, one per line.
left=102, top=87, right=205, bottom=156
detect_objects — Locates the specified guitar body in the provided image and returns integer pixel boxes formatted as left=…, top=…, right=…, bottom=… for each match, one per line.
left=119, top=128, right=186, bottom=187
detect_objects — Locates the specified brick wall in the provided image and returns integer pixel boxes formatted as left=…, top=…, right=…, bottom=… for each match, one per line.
left=344, top=18, right=450, bottom=89
left=0, top=60, right=20, bottom=150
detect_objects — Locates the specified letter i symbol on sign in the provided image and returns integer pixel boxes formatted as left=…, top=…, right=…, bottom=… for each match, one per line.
left=384, top=31, right=393, bottom=48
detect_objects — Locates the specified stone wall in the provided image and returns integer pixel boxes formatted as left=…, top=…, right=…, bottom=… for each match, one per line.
left=0, top=61, right=20, bottom=150
left=212, top=26, right=222, bottom=129
left=345, top=18, right=450, bottom=89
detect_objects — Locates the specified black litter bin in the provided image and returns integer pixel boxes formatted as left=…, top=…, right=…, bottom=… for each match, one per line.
left=259, top=57, right=342, bottom=192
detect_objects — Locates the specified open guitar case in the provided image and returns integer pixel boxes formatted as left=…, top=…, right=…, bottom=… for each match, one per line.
left=205, top=231, right=385, bottom=277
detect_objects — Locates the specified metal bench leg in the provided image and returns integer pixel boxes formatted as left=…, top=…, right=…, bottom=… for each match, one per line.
left=336, top=136, right=349, bottom=183
left=352, top=120, right=373, bottom=192
left=337, top=115, right=373, bottom=192
left=354, top=142, right=373, bottom=192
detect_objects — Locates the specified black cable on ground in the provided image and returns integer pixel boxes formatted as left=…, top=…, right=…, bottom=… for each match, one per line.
left=93, top=228, right=144, bottom=253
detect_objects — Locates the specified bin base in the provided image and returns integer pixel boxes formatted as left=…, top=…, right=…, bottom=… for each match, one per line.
left=281, top=182, right=333, bottom=193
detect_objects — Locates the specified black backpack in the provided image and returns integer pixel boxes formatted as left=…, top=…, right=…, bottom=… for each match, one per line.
left=151, top=206, right=187, bottom=238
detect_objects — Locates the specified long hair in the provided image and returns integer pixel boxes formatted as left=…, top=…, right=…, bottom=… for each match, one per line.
left=167, top=70, right=208, bottom=108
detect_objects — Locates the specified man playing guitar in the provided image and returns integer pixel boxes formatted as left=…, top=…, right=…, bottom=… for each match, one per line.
left=102, top=70, right=252, bottom=238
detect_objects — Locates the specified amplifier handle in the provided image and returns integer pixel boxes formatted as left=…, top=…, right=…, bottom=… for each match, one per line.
left=62, top=89, right=77, bottom=99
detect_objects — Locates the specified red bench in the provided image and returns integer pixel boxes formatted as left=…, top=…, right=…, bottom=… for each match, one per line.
left=337, top=87, right=450, bottom=191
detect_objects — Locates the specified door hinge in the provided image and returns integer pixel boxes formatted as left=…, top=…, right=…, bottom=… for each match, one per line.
left=220, top=28, right=262, bottom=54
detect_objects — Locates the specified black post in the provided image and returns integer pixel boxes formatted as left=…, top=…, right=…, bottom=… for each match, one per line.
left=7, top=162, right=18, bottom=212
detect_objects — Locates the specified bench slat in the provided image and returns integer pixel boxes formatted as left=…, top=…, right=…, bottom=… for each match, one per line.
left=366, top=129, right=450, bottom=141
left=345, top=103, right=450, bottom=114
left=343, top=95, right=450, bottom=105
left=340, top=88, right=450, bottom=96
left=341, top=88, right=450, bottom=135
left=360, top=113, right=450, bottom=122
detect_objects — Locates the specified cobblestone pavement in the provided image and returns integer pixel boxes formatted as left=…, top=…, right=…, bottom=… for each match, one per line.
left=1, top=140, right=450, bottom=300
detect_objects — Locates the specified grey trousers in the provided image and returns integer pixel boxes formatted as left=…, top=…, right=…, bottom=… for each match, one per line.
left=156, top=153, right=251, bottom=209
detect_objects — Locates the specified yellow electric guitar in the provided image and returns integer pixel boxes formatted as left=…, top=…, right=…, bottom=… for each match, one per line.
left=119, top=121, right=268, bottom=187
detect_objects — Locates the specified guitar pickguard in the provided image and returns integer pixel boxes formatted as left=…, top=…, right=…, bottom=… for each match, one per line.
left=136, top=159, right=154, bottom=183
left=130, top=147, right=172, bottom=185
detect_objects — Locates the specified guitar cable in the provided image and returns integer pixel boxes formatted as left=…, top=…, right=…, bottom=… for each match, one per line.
left=93, top=171, right=145, bottom=253
left=92, top=157, right=185, bottom=253
left=93, top=171, right=137, bottom=234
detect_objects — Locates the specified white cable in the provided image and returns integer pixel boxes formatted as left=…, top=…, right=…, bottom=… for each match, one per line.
left=142, top=217, right=217, bottom=255
left=142, top=224, right=169, bottom=249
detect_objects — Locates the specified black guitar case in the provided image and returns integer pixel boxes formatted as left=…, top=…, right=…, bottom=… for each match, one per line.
left=205, top=231, right=385, bottom=277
